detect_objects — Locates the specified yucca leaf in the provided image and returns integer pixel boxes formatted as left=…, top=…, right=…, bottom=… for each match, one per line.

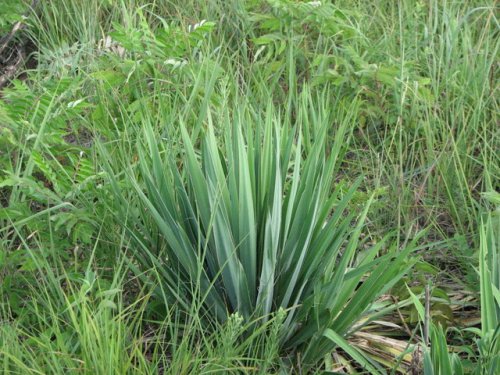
left=324, top=328, right=385, bottom=375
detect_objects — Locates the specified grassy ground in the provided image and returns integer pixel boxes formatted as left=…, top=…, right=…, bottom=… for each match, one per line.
left=0, top=0, right=498, bottom=373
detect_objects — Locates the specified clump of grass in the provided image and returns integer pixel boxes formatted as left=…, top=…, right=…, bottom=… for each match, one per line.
left=0, top=238, right=290, bottom=374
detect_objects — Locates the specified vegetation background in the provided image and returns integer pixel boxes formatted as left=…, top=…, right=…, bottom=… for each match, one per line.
left=0, top=0, right=498, bottom=373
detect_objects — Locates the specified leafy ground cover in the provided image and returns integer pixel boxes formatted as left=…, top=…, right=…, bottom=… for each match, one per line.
left=0, top=0, right=498, bottom=373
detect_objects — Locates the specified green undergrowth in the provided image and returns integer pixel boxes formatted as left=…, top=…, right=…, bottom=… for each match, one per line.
left=0, top=0, right=498, bottom=373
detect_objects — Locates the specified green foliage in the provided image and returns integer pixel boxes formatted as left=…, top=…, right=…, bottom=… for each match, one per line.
left=247, top=0, right=357, bottom=79
left=1, top=0, right=498, bottom=373
left=0, top=247, right=289, bottom=374
left=0, top=0, right=25, bottom=34
left=423, top=324, right=465, bottom=375
left=0, top=78, right=100, bottom=244
left=104, top=104, right=417, bottom=368
left=420, top=208, right=499, bottom=375
left=476, top=210, right=500, bottom=374
left=0, top=77, right=104, bottom=319
left=479, top=210, right=500, bottom=334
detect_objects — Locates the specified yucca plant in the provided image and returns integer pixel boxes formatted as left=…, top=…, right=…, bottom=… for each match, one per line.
left=105, top=107, right=416, bottom=369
